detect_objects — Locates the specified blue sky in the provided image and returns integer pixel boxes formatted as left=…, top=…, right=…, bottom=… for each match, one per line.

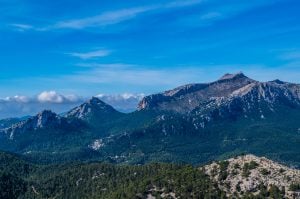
left=0, top=0, right=300, bottom=117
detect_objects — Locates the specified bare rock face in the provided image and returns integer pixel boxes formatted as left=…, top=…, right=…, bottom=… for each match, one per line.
left=138, top=72, right=300, bottom=118
left=203, top=154, right=300, bottom=198
left=138, top=72, right=256, bottom=113
left=1, top=110, right=62, bottom=139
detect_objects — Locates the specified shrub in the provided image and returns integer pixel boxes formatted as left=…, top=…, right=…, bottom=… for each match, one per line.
left=289, top=183, right=300, bottom=191
left=260, top=168, right=270, bottom=176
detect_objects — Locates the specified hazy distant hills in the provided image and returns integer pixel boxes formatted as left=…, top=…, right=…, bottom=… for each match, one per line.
left=0, top=73, right=300, bottom=167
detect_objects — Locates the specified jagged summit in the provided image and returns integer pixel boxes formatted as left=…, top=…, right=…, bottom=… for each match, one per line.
left=138, top=73, right=300, bottom=117
left=138, top=72, right=256, bottom=112
left=218, top=72, right=248, bottom=81
left=37, top=109, right=57, bottom=118
left=87, top=96, right=106, bottom=105
left=35, top=110, right=59, bottom=128
left=270, top=79, right=286, bottom=84
left=1, top=110, right=62, bottom=139
left=66, top=97, right=122, bottom=120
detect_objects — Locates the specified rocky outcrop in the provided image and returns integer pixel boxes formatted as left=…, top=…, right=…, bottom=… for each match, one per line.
left=203, top=154, right=300, bottom=198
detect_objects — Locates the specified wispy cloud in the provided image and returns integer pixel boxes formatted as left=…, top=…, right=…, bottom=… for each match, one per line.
left=43, top=62, right=300, bottom=89
left=200, top=12, right=222, bottom=20
left=56, top=0, right=202, bottom=29
left=66, top=50, right=111, bottom=59
left=276, top=50, right=300, bottom=69
left=10, top=24, right=34, bottom=31
left=2, top=62, right=300, bottom=114
left=280, top=51, right=300, bottom=60
left=175, top=1, right=276, bottom=28
left=20, top=0, right=202, bottom=31
left=164, top=0, right=203, bottom=8
left=53, top=7, right=155, bottom=29
left=64, top=63, right=208, bottom=86
left=7, top=1, right=278, bottom=33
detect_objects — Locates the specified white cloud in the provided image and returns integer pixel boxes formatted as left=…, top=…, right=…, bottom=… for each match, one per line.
left=0, top=92, right=83, bottom=118
left=0, top=91, right=81, bottom=104
left=4, top=95, right=30, bottom=103
left=37, top=91, right=80, bottom=104
left=96, top=93, right=145, bottom=100
left=120, top=93, right=145, bottom=100
left=67, top=50, right=111, bottom=59
left=0, top=91, right=144, bottom=118
left=96, top=93, right=145, bottom=112
left=37, top=91, right=65, bottom=103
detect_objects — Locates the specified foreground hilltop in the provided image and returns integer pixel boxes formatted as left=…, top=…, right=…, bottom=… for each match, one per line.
left=1, top=151, right=299, bottom=199
left=204, top=154, right=300, bottom=198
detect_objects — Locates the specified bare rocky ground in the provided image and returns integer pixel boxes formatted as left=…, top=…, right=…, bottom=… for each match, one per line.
left=145, top=154, right=300, bottom=199
left=203, top=154, right=300, bottom=199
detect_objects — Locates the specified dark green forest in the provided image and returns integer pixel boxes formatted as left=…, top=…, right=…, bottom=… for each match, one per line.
left=0, top=151, right=291, bottom=199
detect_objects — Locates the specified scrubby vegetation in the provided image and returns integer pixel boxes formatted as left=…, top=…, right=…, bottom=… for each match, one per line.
left=242, top=161, right=258, bottom=177
left=289, top=183, right=300, bottom=191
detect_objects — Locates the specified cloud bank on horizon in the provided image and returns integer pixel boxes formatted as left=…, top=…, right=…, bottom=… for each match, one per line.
left=0, top=91, right=144, bottom=119
left=0, top=0, right=300, bottom=118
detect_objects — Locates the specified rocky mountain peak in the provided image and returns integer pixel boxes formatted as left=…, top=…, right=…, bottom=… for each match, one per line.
left=0, top=110, right=62, bottom=139
left=87, top=97, right=105, bottom=105
left=138, top=72, right=256, bottom=112
left=37, top=109, right=57, bottom=118
left=270, top=79, right=286, bottom=84
left=66, top=97, right=121, bottom=120
left=218, top=72, right=248, bottom=81
left=138, top=73, right=300, bottom=117
left=36, top=110, right=59, bottom=128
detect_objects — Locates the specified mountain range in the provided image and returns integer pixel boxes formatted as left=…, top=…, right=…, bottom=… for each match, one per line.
left=0, top=72, right=300, bottom=167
